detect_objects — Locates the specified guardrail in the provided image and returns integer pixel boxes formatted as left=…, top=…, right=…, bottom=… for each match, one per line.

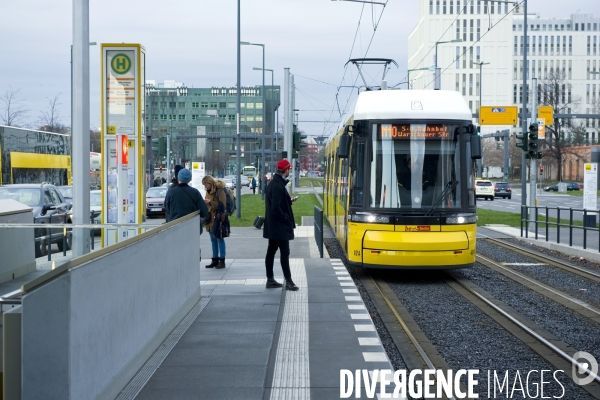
left=520, top=205, right=600, bottom=251
left=314, top=206, right=323, bottom=258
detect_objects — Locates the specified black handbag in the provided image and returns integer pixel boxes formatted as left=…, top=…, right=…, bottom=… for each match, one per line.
left=253, top=216, right=264, bottom=229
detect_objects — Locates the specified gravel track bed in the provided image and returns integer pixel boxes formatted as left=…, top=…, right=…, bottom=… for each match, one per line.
left=326, top=238, right=593, bottom=398
left=478, top=239, right=600, bottom=309
left=383, top=269, right=593, bottom=399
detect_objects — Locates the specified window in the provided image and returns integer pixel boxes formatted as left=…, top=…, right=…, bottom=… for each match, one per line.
left=550, top=36, right=554, bottom=54
left=490, top=0, right=494, bottom=14
left=178, top=114, right=185, bottom=120
left=201, top=102, right=208, bottom=108
left=462, top=74, right=466, bottom=95
left=532, top=36, right=536, bottom=55
left=219, top=102, right=226, bottom=108
left=450, top=0, right=453, bottom=14
left=569, top=36, right=572, bottom=55
left=192, top=102, right=199, bottom=108
left=513, top=84, right=517, bottom=103
left=556, top=36, right=560, bottom=55
left=588, top=36, right=591, bottom=55
left=178, top=102, right=185, bottom=108
left=575, top=23, right=578, bottom=31
left=192, top=115, right=199, bottom=120
left=477, top=19, right=480, bottom=40
left=469, top=0, right=473, bottom=14
left=169, top=102, right=176, bottom=108
left=151, top=101, right=158, bottom=107
left=469, top=47, right=473, bottom=66
left=544, top=36, right=548, bottom=55
left=436, top=0, right=440, bottom=13
left=246, top=103, right=254, bottom=109
left=160, top=101, right=167, bottom=108
left=469, top=73, right=473, bottom=95
left=514, top=36, right=518, bottom=55
left=152, top=115, right=158, bottom=120
left=563, top=35, right=566, bottom=55
left=430, top=0, right=433, bottom=13
left=484, top=0, right=488, bottom=14
left=476, top=73, right=480, bottom=96
left=256, top=103, right=263, bottom=109
left=462, top=46, right=467, bottom=68
left=228, top=102, right=236, bottom=108
left=513, top=60, right=517, bottom=79
left=456, top=47, right=460, bottom=68
left=443, top=0, right=447, bottom=14
left=456, top=74, right=460, bottom=91
left=463, top=20, right=467, bottom=41
left=456, top=20, right=460, bottom=40
left=210, top=102, right=217, bottom=108
left=160, top=115, right=167, bottom=120
left=470, top=19, right=473, bottom=41
left=476, top=0, right=479, bottom=14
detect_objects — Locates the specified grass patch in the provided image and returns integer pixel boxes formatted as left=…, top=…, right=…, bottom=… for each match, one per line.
left=477, top=208, right=587, bottom=228
left=298, top=177, right=324, bottom=187
left=229, top=193, right=322, bottom=227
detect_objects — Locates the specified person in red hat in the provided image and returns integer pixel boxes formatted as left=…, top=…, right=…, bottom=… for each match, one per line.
left=263, top=159, right=299, bottom=291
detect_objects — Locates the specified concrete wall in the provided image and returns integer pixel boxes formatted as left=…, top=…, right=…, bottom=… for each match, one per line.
left=20, top=214, right=201, bottom=399
left=0, top=199, right=35, bottom=284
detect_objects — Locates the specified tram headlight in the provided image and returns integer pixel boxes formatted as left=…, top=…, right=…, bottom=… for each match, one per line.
left=350, top=213, right=390, bottom=223
left=446, top=214, right=477, bottom=224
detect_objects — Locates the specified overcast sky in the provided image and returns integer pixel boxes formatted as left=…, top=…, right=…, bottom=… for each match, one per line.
left=1, top=0, right=597, bottom=137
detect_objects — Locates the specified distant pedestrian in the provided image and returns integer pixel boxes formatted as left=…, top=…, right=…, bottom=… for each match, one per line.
left=202, top=175, right=228, bottom=269
left=164, top=168, right=209, bottom=260
left=165, top=165, right=184, bottom=221
left=251, top=177, right=257, bottom=194
left=263, top=159, right=299, bottom=291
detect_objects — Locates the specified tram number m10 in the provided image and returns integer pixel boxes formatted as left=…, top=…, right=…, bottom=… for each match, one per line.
left=379, top=125, right=451, bottom=140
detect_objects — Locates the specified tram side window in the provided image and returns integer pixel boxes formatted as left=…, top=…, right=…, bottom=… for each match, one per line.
left=340, top=158, right=349, bottom=209
left=350, top=141, right=365, bottom=206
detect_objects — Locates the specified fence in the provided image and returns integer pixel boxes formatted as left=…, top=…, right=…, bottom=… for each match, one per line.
left=520, top=205, right=600, bottom=251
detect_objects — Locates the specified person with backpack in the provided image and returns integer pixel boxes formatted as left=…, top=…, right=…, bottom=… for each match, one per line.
left=202, top=175, right=228, bottom=269
left=251, top=176, right=257, bottom=194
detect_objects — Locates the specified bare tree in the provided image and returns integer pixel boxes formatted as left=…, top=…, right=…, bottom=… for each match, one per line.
left=38, top=93, right=68, bottom=133
left=0, top=86, right=29, bottom=127
left=535, top=71, right=582, bottom=181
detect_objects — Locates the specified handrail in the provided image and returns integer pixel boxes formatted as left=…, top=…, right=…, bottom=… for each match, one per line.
left=18, top=211, right=200, bottom=294
left=520, top=205, right=599, bottom=252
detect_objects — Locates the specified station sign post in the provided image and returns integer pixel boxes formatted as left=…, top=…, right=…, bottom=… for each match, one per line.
left=583, top=163, right=598, bottom=228
left=101, top=44, right=146, bottom=246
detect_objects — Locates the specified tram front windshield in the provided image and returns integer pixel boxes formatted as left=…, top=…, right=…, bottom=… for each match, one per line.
left=369, top=123, right=462, bottom=210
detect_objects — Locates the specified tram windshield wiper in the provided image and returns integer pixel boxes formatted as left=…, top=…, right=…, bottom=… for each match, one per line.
left=426, top=180, right=459, bottom=216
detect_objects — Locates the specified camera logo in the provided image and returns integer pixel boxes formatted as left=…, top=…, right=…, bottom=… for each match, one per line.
left=572, top=351, right=599, bottom=386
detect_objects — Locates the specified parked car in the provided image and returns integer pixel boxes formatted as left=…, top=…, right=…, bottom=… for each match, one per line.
left=146, top=187, right=168, bottom=217
left=542, top=182, right=580, bottom=192
left=223, top=177, right=235, bottom=190
left=475, top=179, right=495, bottom=201
left=90, top=190, right=102, bottom=235
left=493, top=182, right=512, bottom=199
left=0, top=183, right=72, bottom=257
left=57, top=185, right=73, bottom=208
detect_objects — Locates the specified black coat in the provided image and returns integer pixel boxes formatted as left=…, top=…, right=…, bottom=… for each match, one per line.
left=263, top=173, right=295, bottom=240
left=164, top=183, right=209, bottom=223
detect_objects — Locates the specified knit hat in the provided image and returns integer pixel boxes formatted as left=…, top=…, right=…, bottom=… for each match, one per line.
left=178, top=168, right=192, bottom=183
left=277, top=159, right=292, bottom=171
left=174, top=165, right=184, bottom=179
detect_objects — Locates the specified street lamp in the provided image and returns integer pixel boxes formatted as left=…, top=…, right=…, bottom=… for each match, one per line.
left=241, top=41, right=266, bottom=199
left=253, top=67, right=275, bottom=172
left=434, top=39, right=462, bottom=89
left=471, top=61, right=490, bottom=111
left=407, top=67, right=431, bottom=89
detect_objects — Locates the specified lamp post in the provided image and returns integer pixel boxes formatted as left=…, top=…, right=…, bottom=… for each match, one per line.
left=407, top=67, right=430, bottom=89
left=471, top=61, right=490, bottom=111
left=253, top=67, right=275, bottom=173
left=235, top=0, right=241, bottom=218
left=434, top=39, right=462, bottom=89
left=241, top=42, right=266, bottom=199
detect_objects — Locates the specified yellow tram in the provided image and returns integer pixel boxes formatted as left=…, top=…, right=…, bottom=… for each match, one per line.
left=324, top=90, right=482, bottom=269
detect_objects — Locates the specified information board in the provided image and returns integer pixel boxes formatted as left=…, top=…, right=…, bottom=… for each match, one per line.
left=583, top=163, right=598, bottom=210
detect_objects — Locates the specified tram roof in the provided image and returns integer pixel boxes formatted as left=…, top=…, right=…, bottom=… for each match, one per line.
left=353, top=90, right=472, bottom=121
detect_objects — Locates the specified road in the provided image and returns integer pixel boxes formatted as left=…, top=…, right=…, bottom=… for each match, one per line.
left=476, top=188, right=598, bottom=223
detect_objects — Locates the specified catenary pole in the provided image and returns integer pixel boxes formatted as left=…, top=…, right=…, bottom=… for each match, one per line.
left=235, top=0, right=241, bottom=218
left=521, top=0, right=528, bottom=221
left=72, top=0, right=91, bottom=256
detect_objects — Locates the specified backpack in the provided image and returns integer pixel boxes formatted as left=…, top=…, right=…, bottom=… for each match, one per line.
left=217, top=187, right=236, bottom=216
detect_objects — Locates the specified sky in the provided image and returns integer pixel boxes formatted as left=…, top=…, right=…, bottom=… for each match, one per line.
left=0, top=0, right=598, bottom=138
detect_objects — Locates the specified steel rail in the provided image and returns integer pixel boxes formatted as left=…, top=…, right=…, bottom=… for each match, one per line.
left=484, top=237, right=600, bottom=283
left=447, top=271, right=600, bottom=386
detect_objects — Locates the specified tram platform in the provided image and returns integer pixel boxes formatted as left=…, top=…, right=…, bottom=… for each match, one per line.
left=126, top=257, right=396, bottom=399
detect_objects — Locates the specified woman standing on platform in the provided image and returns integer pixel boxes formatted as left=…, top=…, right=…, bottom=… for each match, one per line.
left=202, top=175, right=228, bottom=269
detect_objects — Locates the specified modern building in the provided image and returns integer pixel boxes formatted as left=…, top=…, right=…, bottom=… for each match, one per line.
left=144, top=80, right=280, bottom=177
left=408, top=1, right=600, bottom=141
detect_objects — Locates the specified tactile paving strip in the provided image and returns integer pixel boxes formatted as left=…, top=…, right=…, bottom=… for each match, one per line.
left=269, top=259, right=310, bottom=400
left=117, top=297, right=210, bottom=400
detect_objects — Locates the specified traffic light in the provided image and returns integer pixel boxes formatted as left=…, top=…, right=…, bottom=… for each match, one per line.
left=158, top=136, right=167, bottom=157
left=527, top=123, right=539, bottom=158
left=516, top=131, right=528, bottom=152
left=293, top=129, right=307, bottom=151
left=152, top=138, right=159, bottom=153
left=540, top=166, right=544, bottom=174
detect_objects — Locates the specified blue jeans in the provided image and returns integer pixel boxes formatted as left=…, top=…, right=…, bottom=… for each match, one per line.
left=209, top=231, right=226, bottom=258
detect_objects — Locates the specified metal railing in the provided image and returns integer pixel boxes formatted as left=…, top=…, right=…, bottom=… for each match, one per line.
left=314, top=206, right=323, bottom=258
left=520, top=205, right=600, bottom=251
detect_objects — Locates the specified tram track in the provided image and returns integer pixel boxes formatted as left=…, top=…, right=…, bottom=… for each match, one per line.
left=326, top=238, right=600, bottom=398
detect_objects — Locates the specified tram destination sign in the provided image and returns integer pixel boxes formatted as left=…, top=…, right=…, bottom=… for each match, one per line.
left=379, top=124, right=451, bottom=140
left=479, top=106, right=518, bottom=125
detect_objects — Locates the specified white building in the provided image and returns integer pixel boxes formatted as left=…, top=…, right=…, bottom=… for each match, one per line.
left=408, top=1, right=600, bottom=138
